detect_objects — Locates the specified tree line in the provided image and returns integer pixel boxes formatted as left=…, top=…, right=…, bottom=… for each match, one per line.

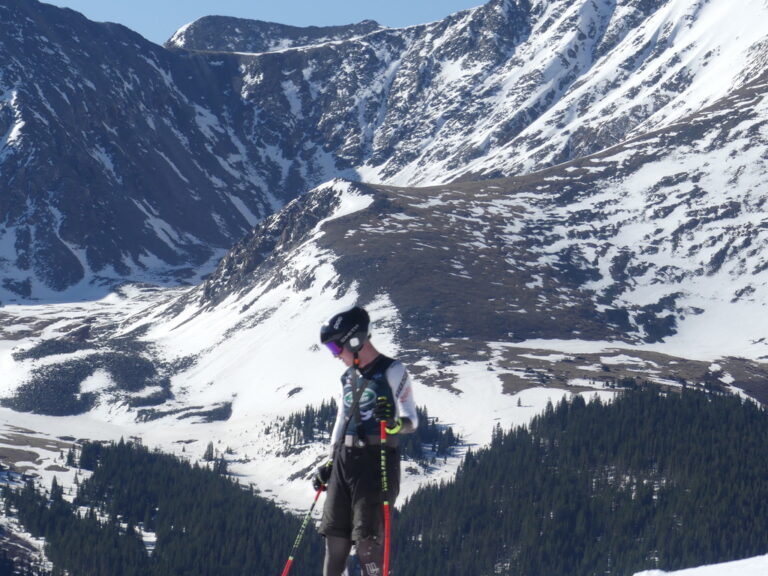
left=3, top=387, right=768, bottom=575
left=392, top=387, right=768, bottom=575
left=4, top=440, right=323, bottom=576
left=280, top=400, right=461, bottom=465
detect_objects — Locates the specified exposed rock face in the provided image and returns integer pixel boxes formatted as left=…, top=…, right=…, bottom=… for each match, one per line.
left=3, top=0, right=765, bottom=298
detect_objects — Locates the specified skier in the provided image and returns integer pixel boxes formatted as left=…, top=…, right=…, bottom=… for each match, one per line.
left=313, top=305, right=418, bottom=576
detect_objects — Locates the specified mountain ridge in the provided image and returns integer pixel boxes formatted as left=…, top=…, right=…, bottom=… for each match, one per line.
left=166, top=16, right=384, bottom=53
left=3, top=0, right=766, bottom=297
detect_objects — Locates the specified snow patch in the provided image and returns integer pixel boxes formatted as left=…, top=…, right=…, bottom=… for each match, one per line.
left=634, top=553, right=768, bottom=576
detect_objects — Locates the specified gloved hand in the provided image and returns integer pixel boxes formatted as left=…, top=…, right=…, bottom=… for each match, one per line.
left=374, top=396, right=394, bottom=422
left=312, top=460, right=333, bottom=492
left=374, top=397, right=403, bottom=434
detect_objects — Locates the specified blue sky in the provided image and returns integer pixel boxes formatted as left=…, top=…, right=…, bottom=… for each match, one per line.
left=43, top=0, right=487, bottom=45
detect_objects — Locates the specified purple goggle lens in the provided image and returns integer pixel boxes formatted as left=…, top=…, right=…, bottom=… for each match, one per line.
left=325, top=341, right=344, bottom=356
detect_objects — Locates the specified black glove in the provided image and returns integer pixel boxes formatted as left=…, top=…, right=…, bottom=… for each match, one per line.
left=374, top=396, right=394, bottom=422
left=312, top=460, right=333, bottom=492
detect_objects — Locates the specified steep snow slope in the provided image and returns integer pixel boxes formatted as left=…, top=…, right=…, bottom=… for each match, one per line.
left=181, top=0, right=767, bottom=186
left=0, top=183, right=615, bottom=513
left=446, top=0, right=768, bottom=181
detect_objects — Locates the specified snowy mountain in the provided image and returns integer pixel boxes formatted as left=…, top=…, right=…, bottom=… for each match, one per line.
left=3, top=56, right=767, bottom=501
left=0, top=0, right=767, bottom=571
left=1, top=0, right=767, bottom=484
left=0, top=0, right=289, bottom=298
left=177, top=59, right=768, bottom=399
left=168, top=0, right=768, bottom=186
left=2, top=0, right=766, bottom=298
left=166, top=16, right=382, bottom=53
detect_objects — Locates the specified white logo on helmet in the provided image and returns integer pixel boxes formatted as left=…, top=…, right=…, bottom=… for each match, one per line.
left=341, top=323, right=360, bottom=344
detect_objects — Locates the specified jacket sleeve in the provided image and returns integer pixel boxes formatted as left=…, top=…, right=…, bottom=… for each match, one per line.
left=328, top=389, right=346, bottom=458
left=386, top=361, right=418, bottom=433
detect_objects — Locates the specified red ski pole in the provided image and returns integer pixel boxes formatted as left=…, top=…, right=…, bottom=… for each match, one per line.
left=380, top=420, right=391, bottom=576
left=280, top=487, right=323, bottom=576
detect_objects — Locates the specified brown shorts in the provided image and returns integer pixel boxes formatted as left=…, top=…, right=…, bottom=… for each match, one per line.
left=318, top=445, right=400, bottom=542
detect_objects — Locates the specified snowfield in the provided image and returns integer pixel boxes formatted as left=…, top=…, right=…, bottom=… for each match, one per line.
left=634, top=554, right=768, bottom=576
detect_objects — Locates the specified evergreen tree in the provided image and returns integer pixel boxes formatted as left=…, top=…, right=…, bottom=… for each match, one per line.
left=393, top=389, right=768, bottom=576
left=7, top=440, right=323, bottom=576
left=8, top=388, right=768, bottom=576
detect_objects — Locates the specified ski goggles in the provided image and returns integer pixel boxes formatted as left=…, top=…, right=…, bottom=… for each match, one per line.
left=324, top=341, right=344, bottom=356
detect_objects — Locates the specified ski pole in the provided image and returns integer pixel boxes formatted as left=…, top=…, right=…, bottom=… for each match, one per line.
left=380, top=420, right=391, bottom=576
left=280, top=487, right=323, bottom=576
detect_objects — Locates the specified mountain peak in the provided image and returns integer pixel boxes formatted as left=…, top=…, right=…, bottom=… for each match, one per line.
left=166, top=15, right=382, bottom=52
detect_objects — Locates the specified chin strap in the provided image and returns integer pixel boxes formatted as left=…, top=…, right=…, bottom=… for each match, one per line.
left=350, top=352, right=367, bottom=447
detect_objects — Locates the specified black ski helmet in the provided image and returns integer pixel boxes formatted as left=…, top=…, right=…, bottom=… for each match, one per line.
left=320, top=306, right=370, bottom=354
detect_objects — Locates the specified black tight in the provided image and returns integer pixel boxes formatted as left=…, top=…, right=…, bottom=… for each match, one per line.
left=324, top=536, right=351, bottom=576
left=324, top=536, right=383, bottom=576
